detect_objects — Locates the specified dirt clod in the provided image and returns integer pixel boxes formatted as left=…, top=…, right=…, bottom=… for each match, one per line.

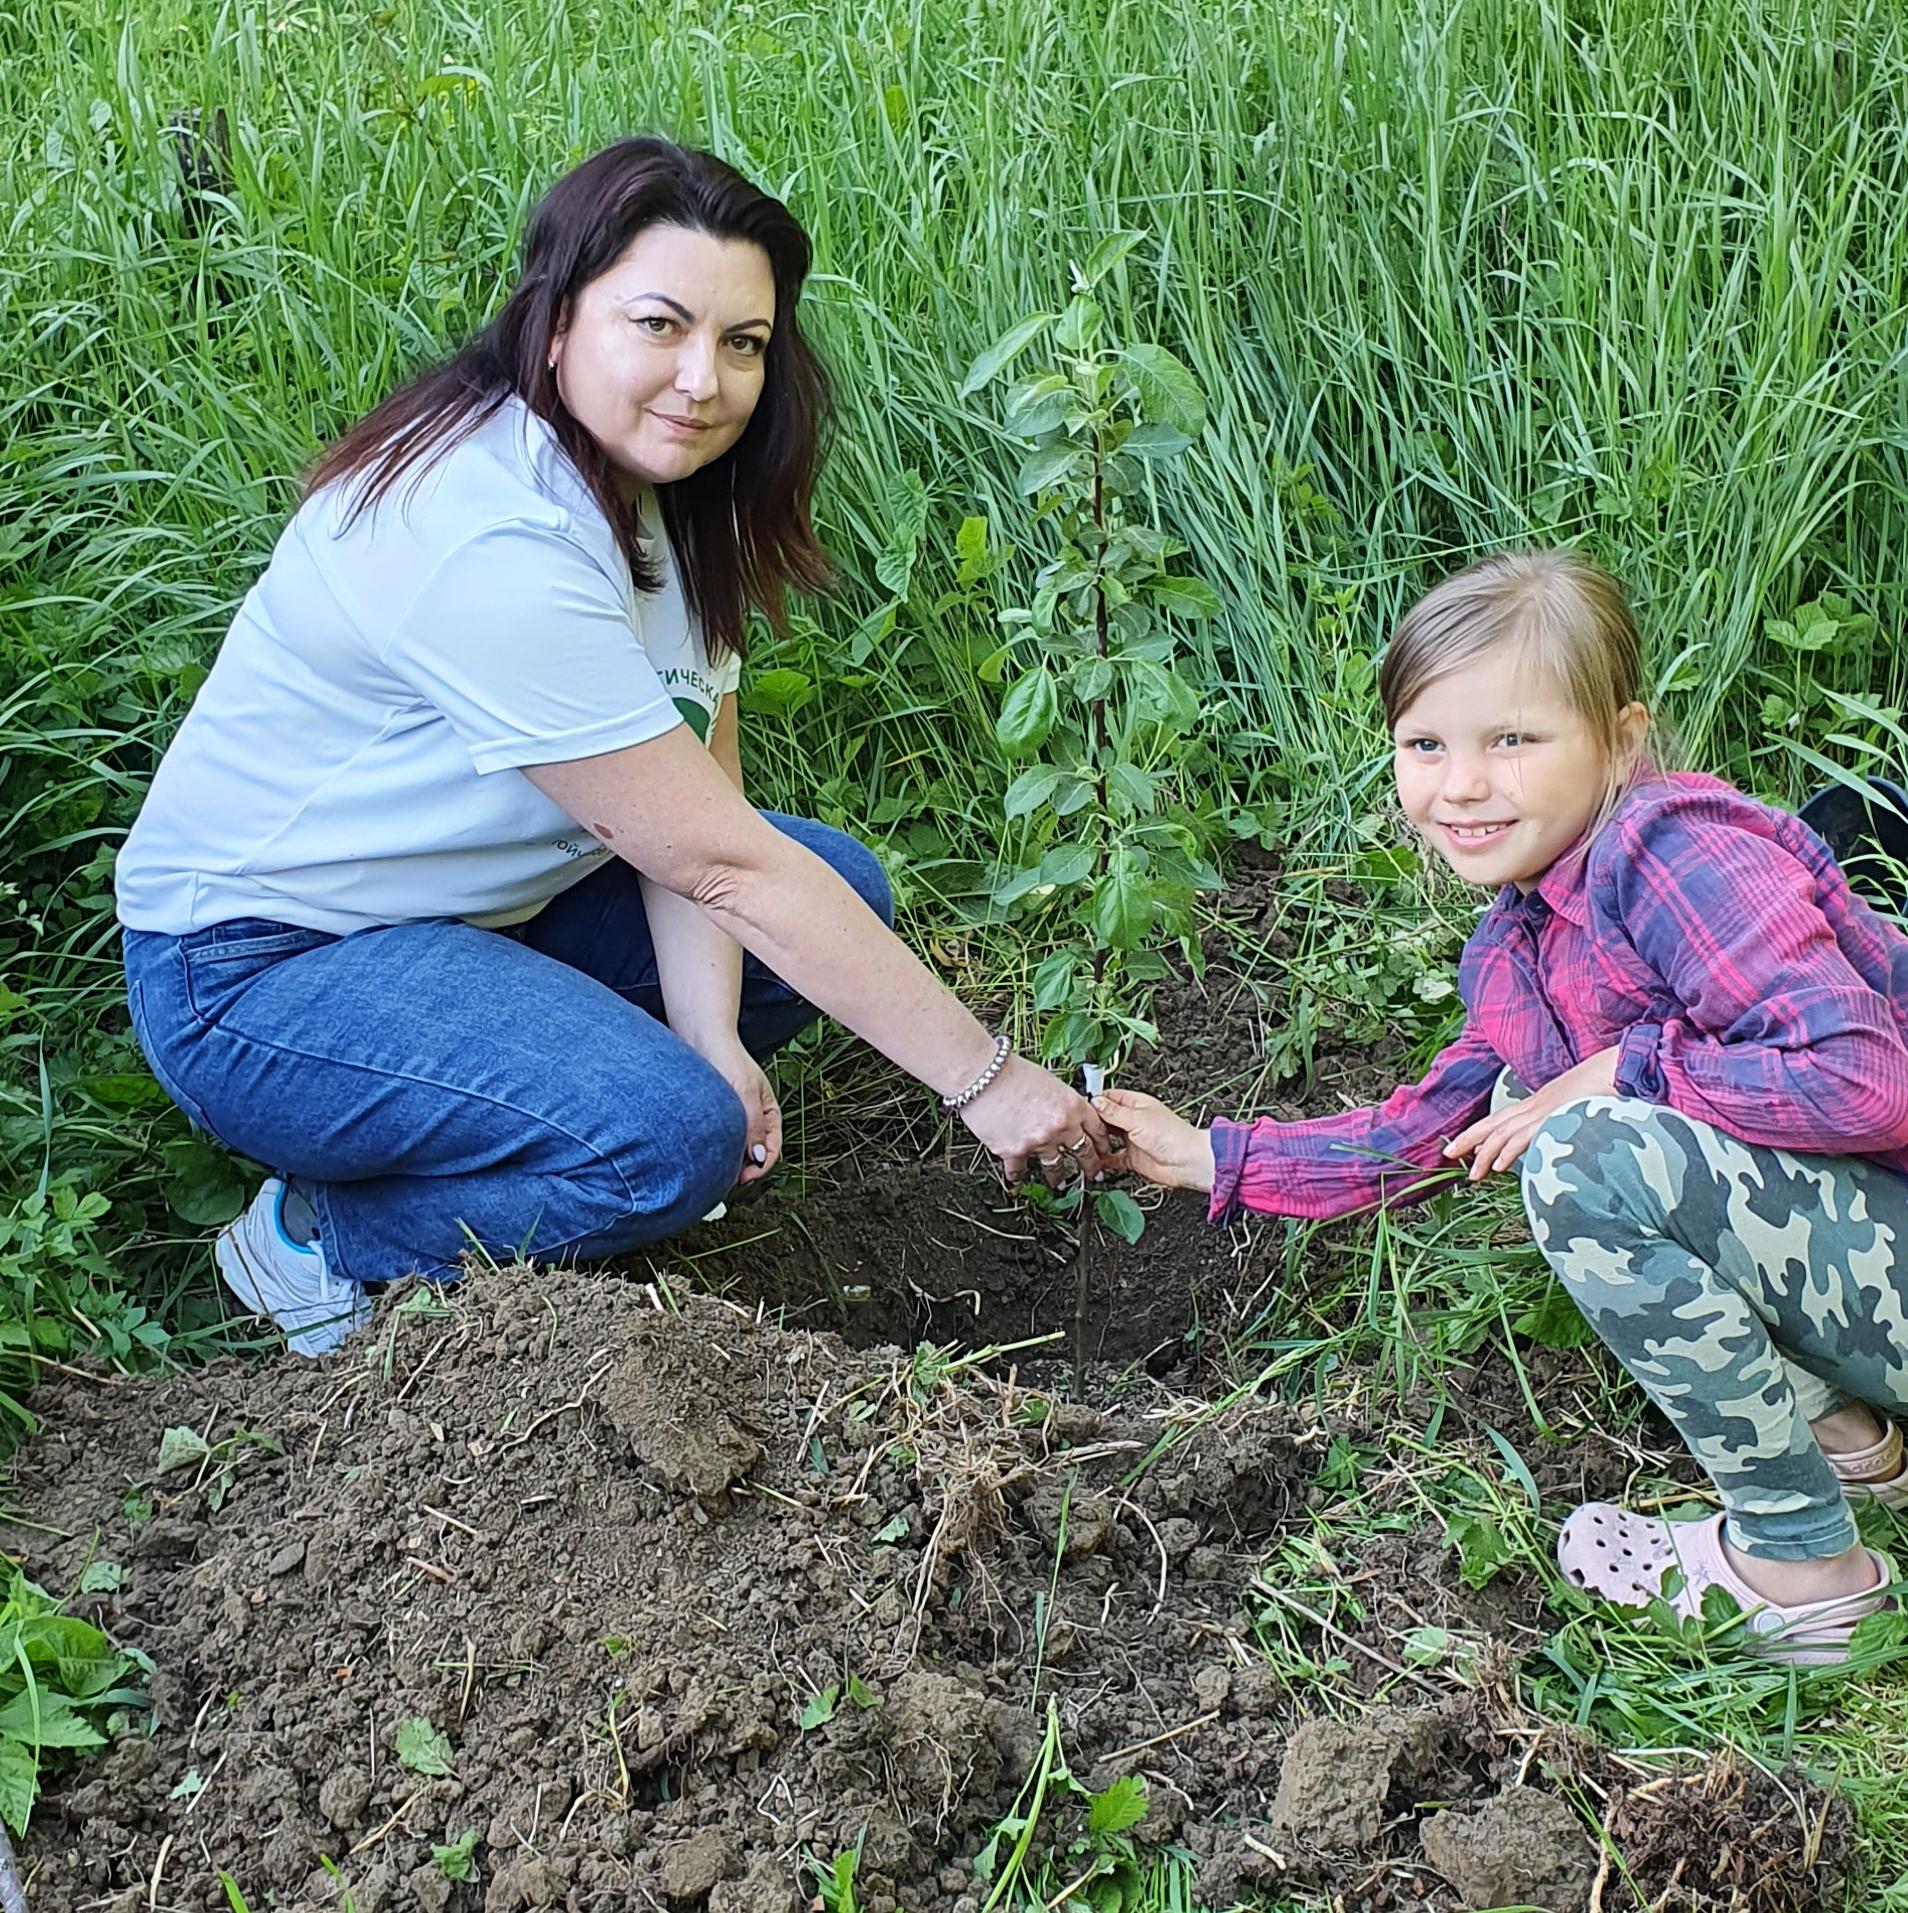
left=1422, top=1787, right=1596, bottom=1912
left=1269, top=1706, right=1447, bottom=1853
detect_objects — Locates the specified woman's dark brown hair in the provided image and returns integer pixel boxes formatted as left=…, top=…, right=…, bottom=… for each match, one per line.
left=305, top=138, right=832, bottom=657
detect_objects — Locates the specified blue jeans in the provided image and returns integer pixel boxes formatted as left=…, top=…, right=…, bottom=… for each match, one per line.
left=121, top=813, right=893, bottom=1287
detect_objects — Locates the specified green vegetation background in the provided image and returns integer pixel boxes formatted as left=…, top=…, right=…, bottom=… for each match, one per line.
left=7, top=0, right=1908, bottom=1885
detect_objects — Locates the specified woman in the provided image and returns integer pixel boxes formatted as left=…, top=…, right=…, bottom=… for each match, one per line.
left=117, top=138, right=1105, bottom=1356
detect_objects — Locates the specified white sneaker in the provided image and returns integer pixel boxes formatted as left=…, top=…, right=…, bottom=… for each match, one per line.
left=215, top=1178, right=372, bottom=1358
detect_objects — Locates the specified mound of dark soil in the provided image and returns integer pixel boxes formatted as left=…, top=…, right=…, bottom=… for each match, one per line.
left=9, top=1275, right=1851, bottom=1913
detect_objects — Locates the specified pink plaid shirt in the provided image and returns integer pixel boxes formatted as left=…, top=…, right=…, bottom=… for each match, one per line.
left=1209, top=773, right=1908, bottom=1223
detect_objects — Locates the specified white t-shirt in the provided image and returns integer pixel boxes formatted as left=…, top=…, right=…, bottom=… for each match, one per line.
left=115, top=399, right=740, bottom=936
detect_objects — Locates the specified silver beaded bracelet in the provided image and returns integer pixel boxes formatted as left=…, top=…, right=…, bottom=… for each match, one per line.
left=941, top=1030, right=1012, bottom=1110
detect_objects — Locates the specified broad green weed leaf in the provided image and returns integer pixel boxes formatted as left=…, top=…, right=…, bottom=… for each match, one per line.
left=160, top=1137, right=247, bottom=1227
left=395, top=1716, right=452, bottom=1777
left=155, top=1425, right=210, bottom=1474
left=1018, top=443, right=1081, bottom=494
left=740, top=668, right=815, bottom=718
left=1075, top=231, right=1143, bottom=290
left=1039, top=844, right=1095, bottom=888
left=1147, top=575, right=1220, bottom=619
left=959, top=313, right=1055, bottom=397
left=1003, top=765, right=1062, bottom=820
left=799, top=1686, right=839, bottom=1730
left=1512, top=1281, right=1595, bottom=1351
left=995, top=668, right=1058, bottom=757
left=1087, top=1772, right=1149, bottom=1835
left=1119, top=344, right=1206, bottom=437
left=0, top=1691, right=104, bottom=1750
left=1093, top=1190, right=1146, bottom=1246
left=0, top=1739, right=34, bottom=1836
left=433, top=1828, right=480, bottom=1880
left=1091, top=853, right=1154, bottom=949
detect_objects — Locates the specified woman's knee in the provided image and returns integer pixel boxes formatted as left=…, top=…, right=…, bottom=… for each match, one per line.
left=600, top=1063, right=747, bottom=1243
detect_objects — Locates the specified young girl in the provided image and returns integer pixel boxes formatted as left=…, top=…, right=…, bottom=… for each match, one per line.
left=1100, top=550, right=1908, bottom=1662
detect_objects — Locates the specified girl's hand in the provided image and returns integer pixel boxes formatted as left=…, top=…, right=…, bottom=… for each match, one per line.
left=1443, top=1045, right=1620, bottom=1179
left=959, top=1055, right=1111, bottom=1185
left=703, top=1039, right=783, bottom=1183
left=1092, top=1089, right=1216, bottom=1192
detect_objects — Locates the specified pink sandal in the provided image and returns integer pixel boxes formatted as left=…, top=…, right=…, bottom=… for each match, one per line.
left=1557, top=1503, right=1896, bottom=1665
left=1829, top=1421, right=1908, bottom=1510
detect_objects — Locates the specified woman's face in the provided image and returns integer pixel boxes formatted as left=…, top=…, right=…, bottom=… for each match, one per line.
left=550, top=223, right=776, bottom=489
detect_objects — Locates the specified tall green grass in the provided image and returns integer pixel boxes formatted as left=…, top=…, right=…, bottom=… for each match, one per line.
left=4, top=0, right=1907, bottom=1341
left=6, top=0, right=1908, bottom=1365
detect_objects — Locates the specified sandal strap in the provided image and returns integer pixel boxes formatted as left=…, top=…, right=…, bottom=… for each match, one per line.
left=1829, top=1419, right=1904, bottom=1485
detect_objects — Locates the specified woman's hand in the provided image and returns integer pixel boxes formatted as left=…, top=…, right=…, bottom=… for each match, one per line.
left=1443, top=1045, right=1619, bottom=1179
left=702, top=1038, right=783, bottom=1183
left=1090, top=1089, right=1216, bottom=1192
left=958, top=1055, right=1112, bottom=1185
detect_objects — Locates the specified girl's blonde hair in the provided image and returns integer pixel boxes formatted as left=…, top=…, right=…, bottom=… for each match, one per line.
left=1379, top=549, right=1654, bottom=842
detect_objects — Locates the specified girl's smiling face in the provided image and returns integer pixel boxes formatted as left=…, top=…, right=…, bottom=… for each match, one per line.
left=1392, top=644, right=1647, bottom=891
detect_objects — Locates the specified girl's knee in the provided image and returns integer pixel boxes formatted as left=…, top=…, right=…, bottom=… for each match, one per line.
left=1520, top=1094, right=1680, bottom=1240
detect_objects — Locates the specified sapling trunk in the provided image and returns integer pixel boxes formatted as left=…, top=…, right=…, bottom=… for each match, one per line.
left=1071, top=445, right=1113, bottom=1400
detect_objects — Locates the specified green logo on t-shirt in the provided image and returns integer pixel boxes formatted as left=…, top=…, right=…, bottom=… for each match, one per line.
left=672, top=695, right=712, bottom=743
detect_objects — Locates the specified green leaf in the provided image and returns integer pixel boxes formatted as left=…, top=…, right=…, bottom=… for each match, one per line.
left=1075, top=230, right=1144, bottom=291
left=845, top=601, right=897, bottom=666
left=170, top=1767, right=207, bottom=1801
left=1147, top=575, right=1220, bottom=619
left=875, top=469, right=929, bottom=596
left=1511, top=1280, right=1596, bottom=1350
left=959, top=313, right=1055, bottom=397
left=1088, top=1772, right=1149, bottom=1835
left=433, top=1828, right=481, bottom=1881
left=956, top=515, right=989, bottom=569
left=992, top=864, right=1046, bottom=907
left=995, top=668, right=1059, bottom=757
left=1068, top=657, right=1113, bottom=703
left=1017, top=443, right=1081, bottom=494
left=395, top=1716, right=453, bottom=1777
left=1119, top=344, right=1206, bottom=437
left=1054, top=295, right=1103, bottom=352
left=1129, top=661, right=1200, bottom=733
left=1093, top=1190, right=1147, bottom=1247
left=740, top=668, right=816, bottom=718
left=1105, top=765, right=1156, bottom=815
left=0, top=1739, right=34, bottom=1837
left=1004, top=373, right=1073, bottom=437
left=974, top=643, right=1013, bottom=684
left=1052, top=776, right=1095, bottom=817
left=161, top=1138, right=247, bottom=1228
left=155, top=1425, right=210, bottom=1475
left=1003, top=765, right=1062, bottom=820
left=1124, top=423, right=1193, bottom=460
left=1031, top=949, right=1080, bottom=1012
left=77, top=1561, right=122, bottom=1595
left=1091, top=851, right=1155, bottom=950
left=1039, top=844, right=1096, bottom=887
left=800, top=1686, right=839, bottom=1730
left=846, top=1671, right=879, bottom=1709
left=0, top=1692, right=103, bottom=1751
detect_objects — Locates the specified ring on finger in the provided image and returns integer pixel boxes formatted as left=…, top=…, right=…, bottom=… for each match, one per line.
left=1061, top=1137, right=1090, bottom=1156
left=1038, top=1153, right=1063, bottom=1167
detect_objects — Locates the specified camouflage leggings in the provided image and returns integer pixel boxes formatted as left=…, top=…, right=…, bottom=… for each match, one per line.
left=1521, top=1095, right=1908, bottom=1561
